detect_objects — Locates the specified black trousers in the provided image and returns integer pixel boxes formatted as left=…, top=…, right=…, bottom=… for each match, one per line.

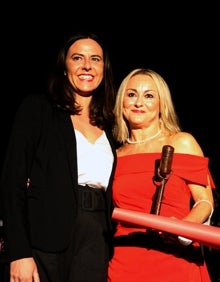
left=32, top=185, right=111, bottom=282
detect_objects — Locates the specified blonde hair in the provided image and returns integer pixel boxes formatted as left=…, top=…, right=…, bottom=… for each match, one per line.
left=113, top=68, right=181, bottom=143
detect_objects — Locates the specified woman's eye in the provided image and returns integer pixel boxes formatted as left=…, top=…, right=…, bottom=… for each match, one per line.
left=127, top=92, right=136, bottom=97
left=91, top=57, right=101, bottom=62
left=145, top=93, right=153, bottom=98
left=72, top=56, right=82, bottom=61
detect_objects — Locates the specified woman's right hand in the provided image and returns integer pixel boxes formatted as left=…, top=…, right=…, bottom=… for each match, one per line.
left=10, top=257, right=40, bottom=282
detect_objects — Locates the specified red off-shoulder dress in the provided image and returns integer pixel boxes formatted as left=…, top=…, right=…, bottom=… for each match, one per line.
left=108, top=153, right=215, bottom=282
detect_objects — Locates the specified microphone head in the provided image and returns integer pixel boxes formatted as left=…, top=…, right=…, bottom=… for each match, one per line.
left=159, top=145, right=174, bottom=177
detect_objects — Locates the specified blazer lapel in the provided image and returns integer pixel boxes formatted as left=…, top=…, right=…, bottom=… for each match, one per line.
left=57, top=111, right=78, bottom=187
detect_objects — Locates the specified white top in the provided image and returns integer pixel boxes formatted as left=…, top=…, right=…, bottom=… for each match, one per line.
left=75, top=129, right=114, bottom=191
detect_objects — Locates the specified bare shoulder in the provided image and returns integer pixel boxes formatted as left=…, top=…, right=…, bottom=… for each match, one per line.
left=170, top=132, right=204, bottom=156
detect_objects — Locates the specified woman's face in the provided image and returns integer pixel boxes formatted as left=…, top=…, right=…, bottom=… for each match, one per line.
left=123, top=74, right=160, bottom=128
left=65, top=38, right=104, bottom=95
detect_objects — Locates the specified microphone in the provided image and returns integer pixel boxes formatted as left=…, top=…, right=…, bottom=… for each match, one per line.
left=151, top=145, right=175, bottom=215
left=158, top=145, right=174, bottom=178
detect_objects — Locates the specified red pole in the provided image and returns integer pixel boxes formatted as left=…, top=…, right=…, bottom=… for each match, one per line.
left=112, top=208, right=220, bottom=249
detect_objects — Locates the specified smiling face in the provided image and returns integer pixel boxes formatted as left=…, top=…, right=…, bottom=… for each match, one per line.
left=123, top=74, right=160, bottom=129
left=65, top=38, right=104, bottom=95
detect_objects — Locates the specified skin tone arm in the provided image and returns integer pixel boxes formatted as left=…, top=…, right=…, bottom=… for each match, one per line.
left=158, top=131, right=214, bottom=246
left=171, top=131, right=214, bottom=224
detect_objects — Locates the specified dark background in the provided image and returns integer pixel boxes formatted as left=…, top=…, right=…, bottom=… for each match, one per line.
left=1, top=1, right=219, bottom=281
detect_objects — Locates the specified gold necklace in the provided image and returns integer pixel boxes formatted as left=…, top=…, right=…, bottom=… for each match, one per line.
left=126, top=129, right=162, bottom=144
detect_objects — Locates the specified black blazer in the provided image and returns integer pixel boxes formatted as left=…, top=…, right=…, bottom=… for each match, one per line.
left=1, top=93, right=117, bottom=262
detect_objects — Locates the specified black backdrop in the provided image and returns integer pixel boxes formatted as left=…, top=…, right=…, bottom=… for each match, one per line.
left=1, top=2, right=219, bottom=280
left=2, top=2, right=219, bottom=193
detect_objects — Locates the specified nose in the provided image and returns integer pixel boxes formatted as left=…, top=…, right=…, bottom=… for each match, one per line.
left=82, top=59, right=92, bottom=71
left=135, top=96, right=144, bottom=107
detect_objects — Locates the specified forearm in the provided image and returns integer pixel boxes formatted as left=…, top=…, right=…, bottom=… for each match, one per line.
left=183, top=199, right=214, bottom=224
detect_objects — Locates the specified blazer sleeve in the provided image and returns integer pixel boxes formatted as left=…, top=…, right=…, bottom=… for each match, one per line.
left=0, top=93, right=48, bottom=261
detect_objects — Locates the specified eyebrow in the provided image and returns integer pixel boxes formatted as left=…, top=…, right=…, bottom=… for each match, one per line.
left=71, top=52, right=103, bottom=59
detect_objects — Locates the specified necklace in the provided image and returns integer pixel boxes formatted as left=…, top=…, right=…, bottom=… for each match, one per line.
left=126, top=129, right=162, bottom=144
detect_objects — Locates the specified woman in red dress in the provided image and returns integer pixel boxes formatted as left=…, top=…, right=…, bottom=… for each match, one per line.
left=108, top=68, right=215, bottom=282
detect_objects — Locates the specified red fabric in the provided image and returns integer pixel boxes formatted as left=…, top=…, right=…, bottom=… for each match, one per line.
left=108, top=153, right=215, bottom=282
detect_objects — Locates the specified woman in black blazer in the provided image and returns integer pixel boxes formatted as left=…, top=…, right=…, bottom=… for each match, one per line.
left=1, top=31, right=117, bottom=282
